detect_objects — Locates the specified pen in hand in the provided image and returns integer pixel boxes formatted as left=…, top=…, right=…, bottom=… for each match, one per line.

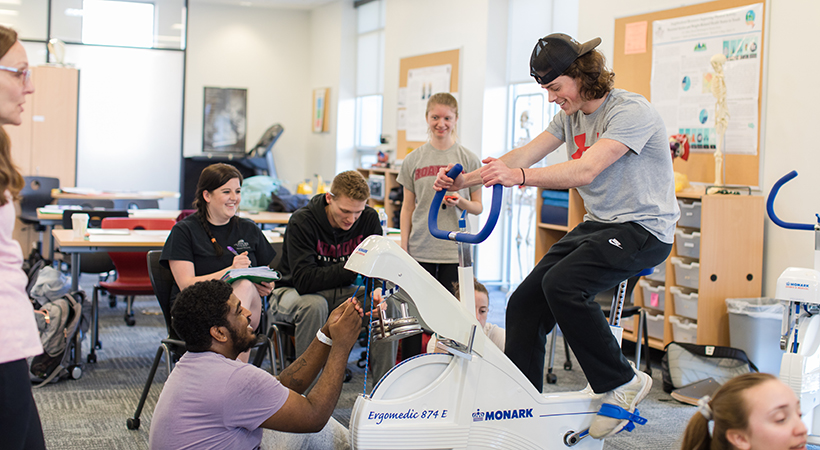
left=227, top=246, right=240, bottom=256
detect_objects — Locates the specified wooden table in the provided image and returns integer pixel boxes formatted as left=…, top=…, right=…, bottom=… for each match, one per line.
left=52, top=228, right=283, bottom=364
left=238, top=211, right=291, bottom=224
left=51, top=189, right=180, bottom=201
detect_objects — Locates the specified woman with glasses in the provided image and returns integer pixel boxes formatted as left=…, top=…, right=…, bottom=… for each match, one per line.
left=0, top=25, right=46, bottom=450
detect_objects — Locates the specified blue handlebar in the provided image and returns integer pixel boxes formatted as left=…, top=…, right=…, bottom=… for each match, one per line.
left=766, top=170, right=816, bottom=231
left=428, top=164, right=503, bottom=244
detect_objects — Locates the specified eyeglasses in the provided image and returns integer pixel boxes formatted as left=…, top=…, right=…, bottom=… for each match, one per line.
left=0, top=65, right=32, bottom=84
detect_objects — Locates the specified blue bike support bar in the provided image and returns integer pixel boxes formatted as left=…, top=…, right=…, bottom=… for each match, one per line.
left=428, top=164, right=503, bottom=244
left=767, top=170, right=816, bottom=231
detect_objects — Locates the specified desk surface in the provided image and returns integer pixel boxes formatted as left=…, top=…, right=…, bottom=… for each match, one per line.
left=52, top=229, right=283, bottom=250
left=52, top=189, right=180, bottom=200
left=238, top=211, right=291, bottom=224
left=39, top=209, right=291, bottom=225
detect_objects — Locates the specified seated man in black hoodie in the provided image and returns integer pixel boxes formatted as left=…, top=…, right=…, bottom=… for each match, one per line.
left=271, top=170, right=397, bottom=383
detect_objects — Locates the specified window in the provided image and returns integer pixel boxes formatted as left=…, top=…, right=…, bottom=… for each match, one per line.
left=81, top=0, right=154, bottom=48
left=354, top=0, right=385, bottom=164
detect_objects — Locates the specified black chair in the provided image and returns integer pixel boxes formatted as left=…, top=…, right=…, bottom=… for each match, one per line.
left=253, top=241, right=296, bottom=375
left=546, top=269, right=653, bottom=384
left=60, top=209, right=129, bottom=277
left=127, top=251, right=276, bottom=430
left=18, top=176, right=60, bottom=257
left=57, top=198, right=115, bottom=209
left=112, top=199, right=159, bottom=210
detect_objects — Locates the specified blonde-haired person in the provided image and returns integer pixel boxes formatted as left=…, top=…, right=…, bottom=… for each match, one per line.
left=681, top=372, right=807, bottom=450
left=427, top=279, right=505, bottom=353
left=0, top=25, right=46, bottom=449
left=397, top=92, right=482, bottom=359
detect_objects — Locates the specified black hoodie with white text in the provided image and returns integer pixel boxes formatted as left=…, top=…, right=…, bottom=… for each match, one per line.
left=276, top=193, right=382, bottom=295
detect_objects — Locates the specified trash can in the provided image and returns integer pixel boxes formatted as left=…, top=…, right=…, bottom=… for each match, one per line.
left=725, top=298, right=785, bottom=375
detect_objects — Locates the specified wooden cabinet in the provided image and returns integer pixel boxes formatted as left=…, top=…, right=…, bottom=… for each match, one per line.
left=6, top=65, right=79, bottom=187
left=7, top=65, right=79, bottom=255
left=535, top=188, right=764, bottom=350
left=357, top=167, right=402, bottom=229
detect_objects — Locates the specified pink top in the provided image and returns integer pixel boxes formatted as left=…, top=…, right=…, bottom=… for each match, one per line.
left=0, top=190, right=43, bottom=364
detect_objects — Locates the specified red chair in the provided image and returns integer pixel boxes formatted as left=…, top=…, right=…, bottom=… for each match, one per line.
left=87, top=217, right=176, bottom=364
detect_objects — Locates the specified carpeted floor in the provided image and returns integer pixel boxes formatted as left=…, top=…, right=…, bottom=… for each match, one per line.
left=29, top=278, right=818, bottom=449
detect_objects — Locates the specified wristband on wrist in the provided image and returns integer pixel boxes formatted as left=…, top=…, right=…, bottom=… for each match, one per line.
left=520, top=168, right=526, bottom=186
left=316, top=329, right=333, bottom=346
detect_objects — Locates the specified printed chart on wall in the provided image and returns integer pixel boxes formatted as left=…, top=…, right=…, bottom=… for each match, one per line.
left=405, top=64, right=452, bottom=142
left=650, top=4, right=763, bottom=155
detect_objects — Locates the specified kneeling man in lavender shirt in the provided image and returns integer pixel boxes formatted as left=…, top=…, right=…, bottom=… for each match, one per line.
left=149, top=279, right=363, bottom=450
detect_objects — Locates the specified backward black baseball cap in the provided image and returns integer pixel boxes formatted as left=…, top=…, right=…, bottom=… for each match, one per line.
left=530, top=33, right=602, bottom=85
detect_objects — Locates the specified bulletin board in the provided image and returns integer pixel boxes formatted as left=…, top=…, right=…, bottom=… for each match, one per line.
left=397, top=49, right=460, bottom=159
left=613, top=0, right=765, bottom=187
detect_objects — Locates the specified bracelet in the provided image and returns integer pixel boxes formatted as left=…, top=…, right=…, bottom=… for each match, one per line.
left=316, top=329, right=333, bottom=346
left=520, top=168, right=526, bottom=186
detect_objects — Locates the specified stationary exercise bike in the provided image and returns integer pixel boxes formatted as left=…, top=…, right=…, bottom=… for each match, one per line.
left=768, top=170, right=820, bottom=444
left=344, top=165, right=646, bottom=449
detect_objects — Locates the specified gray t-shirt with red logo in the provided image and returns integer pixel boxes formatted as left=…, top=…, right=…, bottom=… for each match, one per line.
left=397, top=142, right=481, bottom=263
left=545, top=89, right=679, bottom=244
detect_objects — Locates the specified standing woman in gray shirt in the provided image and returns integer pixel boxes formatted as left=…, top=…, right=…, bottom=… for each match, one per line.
left=435, top=33, right=679, bottom=440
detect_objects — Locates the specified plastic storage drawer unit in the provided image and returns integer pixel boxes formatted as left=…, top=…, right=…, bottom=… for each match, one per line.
left=677, top=200, right=702, bottom=229
left=670, top=315, right=698, bottom=344
left=645, top=311, right=664, bottom=340
left=639, top=279, right=665, bottom=311
left=645, top=261, right=666, bottom=283
left=670, top=286, right=698, bottom=320
left=540, top=190, right=569, bottom=226
left=671, top=256, right=700, bottom=289
left=675, top=228, right=701, bottom=259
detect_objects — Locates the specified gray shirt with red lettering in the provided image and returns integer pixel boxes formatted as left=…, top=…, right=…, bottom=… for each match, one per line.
left=545, top=89, right=679, bottom=244
left=397, top=142, right=481, bottom=263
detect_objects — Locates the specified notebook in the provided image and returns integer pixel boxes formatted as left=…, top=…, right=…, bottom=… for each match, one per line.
left=221, top=267, right=281, bottom=285
left=670, top=377, right=721, bottom=406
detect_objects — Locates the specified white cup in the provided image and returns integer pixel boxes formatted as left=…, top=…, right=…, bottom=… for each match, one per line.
left=72, top=213, right=89, bottom=239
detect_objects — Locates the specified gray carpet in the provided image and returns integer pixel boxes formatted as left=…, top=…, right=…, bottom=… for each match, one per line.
left=29, top=277, right=814, bottom=449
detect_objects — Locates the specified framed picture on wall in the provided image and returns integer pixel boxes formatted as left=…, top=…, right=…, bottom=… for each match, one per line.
left=312, top=87, right=330, bottom=133
left=203, top=87, right=247, bottom=154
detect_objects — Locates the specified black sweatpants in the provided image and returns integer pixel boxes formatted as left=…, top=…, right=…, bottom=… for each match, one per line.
left=505, top=221, right=671, bottom=393
left=0, top=359, right=46, bottom=450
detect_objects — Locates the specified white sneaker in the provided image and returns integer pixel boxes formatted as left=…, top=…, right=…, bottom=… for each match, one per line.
left=588, top=369, right=652, bottom=439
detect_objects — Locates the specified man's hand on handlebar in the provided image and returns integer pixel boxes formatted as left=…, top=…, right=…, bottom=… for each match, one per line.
left=480, top=157, right=521, bottom=187
left=434, top=164, right=465, bottom=191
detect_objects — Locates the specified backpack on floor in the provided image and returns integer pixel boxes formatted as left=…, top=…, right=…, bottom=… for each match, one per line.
left=28, top=265, right=70, bottom=309
left=29, top=291, right=87, bottom=387
left=662, top=341, right=758, bottom=393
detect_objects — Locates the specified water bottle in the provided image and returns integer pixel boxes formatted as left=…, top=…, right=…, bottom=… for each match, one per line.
left=378, top=208, right=388, bottom=236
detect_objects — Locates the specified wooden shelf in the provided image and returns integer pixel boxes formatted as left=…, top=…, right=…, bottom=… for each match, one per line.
left=358, top=167, right=402, bottom=229
left=536, top=188, right=764, bottom=349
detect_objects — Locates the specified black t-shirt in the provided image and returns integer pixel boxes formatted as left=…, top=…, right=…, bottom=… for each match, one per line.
left=161, top=213, right=276, bottom=284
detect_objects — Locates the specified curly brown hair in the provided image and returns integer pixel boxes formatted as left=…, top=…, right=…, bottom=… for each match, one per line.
left=561, top=49, right=615, bottom=101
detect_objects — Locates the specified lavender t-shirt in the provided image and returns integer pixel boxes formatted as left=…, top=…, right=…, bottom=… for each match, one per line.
left=149, top=351, right=289, bottom=450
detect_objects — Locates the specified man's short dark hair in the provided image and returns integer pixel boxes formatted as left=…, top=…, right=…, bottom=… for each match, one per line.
left=171, top=280, right=234, bottom=352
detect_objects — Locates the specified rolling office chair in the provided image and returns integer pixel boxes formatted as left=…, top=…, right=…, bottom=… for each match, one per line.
left=112, top=199, right=159, bottom=210
left=18, top=176, right=60, bottom=259
left=85, top=217, right=176, bottom=364
left=57, top=198, right=115, bottom=210
left=127, top=250, right=276, bottom=431
left=59, top=210, right=129, bottom=314
left=254, top=241, right=297, bottom=375
left=545, top=268, right=654, bottom=384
